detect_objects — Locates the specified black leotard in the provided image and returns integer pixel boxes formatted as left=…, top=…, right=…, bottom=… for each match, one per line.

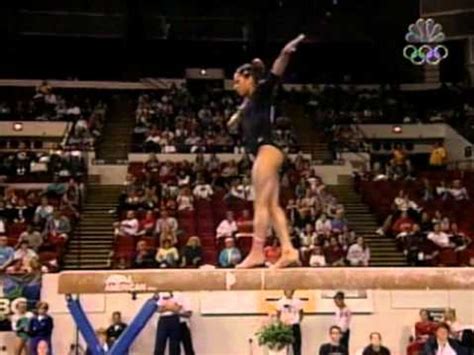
left=241, top=72, right=281, bottom=155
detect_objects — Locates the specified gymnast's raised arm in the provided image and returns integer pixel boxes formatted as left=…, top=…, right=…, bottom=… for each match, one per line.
left=271, top=34, right=306, bottom=77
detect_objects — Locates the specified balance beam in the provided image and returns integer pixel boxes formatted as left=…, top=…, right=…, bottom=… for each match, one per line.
left=57, top=268, right=474, bottom=294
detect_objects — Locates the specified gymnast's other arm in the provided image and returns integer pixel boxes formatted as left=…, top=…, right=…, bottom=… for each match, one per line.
left=227, top=98, right=248, bottom=129
left=271, top=33, right=306, bottom=77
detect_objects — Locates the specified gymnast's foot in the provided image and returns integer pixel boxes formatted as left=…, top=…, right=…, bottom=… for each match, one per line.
left=271, top=248, right=301, bottom=269
left=236, top=251, right=265, bottom=269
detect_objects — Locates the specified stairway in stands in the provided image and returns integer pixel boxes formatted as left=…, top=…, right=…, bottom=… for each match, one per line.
left=64, top=185, right=122, bottom=269
left=330, top=183, right=408, bottom=266
left=96, top=94, right=134, bottom=162
left=287, top=103, right=333, bottom=161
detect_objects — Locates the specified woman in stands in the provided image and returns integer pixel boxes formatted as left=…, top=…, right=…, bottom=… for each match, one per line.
left=228, top=33, right=305, bottom=268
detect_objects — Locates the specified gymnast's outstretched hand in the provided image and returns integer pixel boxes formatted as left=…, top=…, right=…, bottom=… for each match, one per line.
left=282, top=33, right=306, bottom=55
left=272, top=33, right=306, bottom=76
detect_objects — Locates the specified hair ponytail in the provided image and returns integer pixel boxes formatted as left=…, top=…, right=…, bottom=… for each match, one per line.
left=236, top=58, right=266, bottom=82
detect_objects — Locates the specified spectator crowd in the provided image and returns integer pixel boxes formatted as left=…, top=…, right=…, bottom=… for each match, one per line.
left=0, top=178, right=83, bottom=275
left=133, top=83, right=297, bottom=154
left=111, top=151, right=371, bottom=269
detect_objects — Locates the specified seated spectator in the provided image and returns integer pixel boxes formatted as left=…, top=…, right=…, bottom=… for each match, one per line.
left=420, top=212, right=433, bottom=233
left=158, top=224, right=178, bottom=247
left=176, top=187, right=194, bottom=211
left=319, top=326, right=348, bottom=355
left=0, top=235, right=14, bottom=271
left=331, top=210, right=348, bottom=233
left=155, top=239, right=180, bottom=268
left=422, top=322, right=466, bottom=355
left=221, top=160, right=238, bottom=178
left=324, top=236, right=345, bottom=266
left=390, top=144, right=410, bottom=177
left=449, top=223, right=471, bottom=251
left=449, top=180, right=469, bottom=201
left=392, top=211, right=415, bottom=237
left=117, top=211, right=139, bottom=238
left=431, top=210, right=443, bottom=225
left=439, top=217, right=452, bottom=233
left=420, top=178, right=435, bottom=202
left=298, top=189, right=317, bottom=217
left=236, top=209, right=253, bottom=238
left=403, top=224, right=426, bottom=265
left=193, top=178, right=213, bottom=200
left=106, top=311, right=127, bottom=345
left=315, top=213, right=332, bottom=237
left=226, top=178, right=246, bottom=201
left=131, top=240, right=156, bottom=269
left=414, top=309, right=438, bottom=344
left=394, top=190, right=419, bottom=213
left=442, top=308, right=464, bottom=340
left=346, top=236, right=370, bottom=266
left=138, top=211, right=156, bottom=236
left=44, top=210, right=71, bottom=243
left=436, top=180, right=450, bottom=200
left=144, top=153, right=160, bottom=173
left=428, top=223, right=454, bottom=249
left=218, top=237, right=242, bottom=268
left=140, top=188, right=159, bottom=211
left=362, top=332, right=391, bottom=355
left=264, top=238, right=282, bottom=267
left=181, top=236, right=202, bottom=268
left=11, top=198, right=35, bottom=223
left=154, top=210, right=178, bottom=237
left=429, top=142, right=447, bottom=170
left=45, top=176, right=66, bottom=198
left=338, top=226, right=356, bottom=249
left=17, top=224, right=43, bottom=251
left=299, top=223, right=317, bottom=256
left=34, top=197, right=54, bottom=225
left=9, top=241, right=38, bottom=273
left=216, top=211, right=238, bottom=239
left=177, top=170, right=191, bottom=187
left=309, top=245, right=327, bottom=267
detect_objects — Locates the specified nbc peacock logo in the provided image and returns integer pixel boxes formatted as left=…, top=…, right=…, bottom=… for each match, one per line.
left=403, top=18, right=449, bottom=66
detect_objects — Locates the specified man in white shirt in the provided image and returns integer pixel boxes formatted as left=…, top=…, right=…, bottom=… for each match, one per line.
left=276, top=290, right=304, bottom=355
left=155, top=292, right=182, bottom=355
left=216, top=211, right=238, bottom=239
left=422, top=322, right=463, bottom=355
left=333, top=291, right=352, bottom=351
left=428, top=224, right=454, bottom=249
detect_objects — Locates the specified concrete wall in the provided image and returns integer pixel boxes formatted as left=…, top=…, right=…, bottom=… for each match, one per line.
left=358, top=123, right=473, bottom=163
left=0, top=121, right=70, bottom=138
left=22, top=274, right=473, bottom=355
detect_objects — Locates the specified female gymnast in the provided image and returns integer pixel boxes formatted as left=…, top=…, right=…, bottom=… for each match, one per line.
left=228, top=33, right=306, bottom=268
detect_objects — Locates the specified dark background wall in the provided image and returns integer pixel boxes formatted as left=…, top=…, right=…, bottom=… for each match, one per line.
left=0, top=0, right=466, bottom=83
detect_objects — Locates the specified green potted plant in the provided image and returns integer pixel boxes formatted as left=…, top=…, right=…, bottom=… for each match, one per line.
left=256, top=319, right=294, bottom=355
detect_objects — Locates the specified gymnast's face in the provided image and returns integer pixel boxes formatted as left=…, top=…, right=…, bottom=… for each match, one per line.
left=233, top=72, right=255, bottom=97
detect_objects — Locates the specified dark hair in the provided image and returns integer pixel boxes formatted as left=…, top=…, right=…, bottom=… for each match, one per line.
left=437, top=322, right=451, bottom=333
left=370, top=332, right=382, bottom=340
left=236, top=58, right=266, bottom=82
left=112, top=311, right=121, bottom=317
left=329, top=325, right=342, bottom=333
left=334, top=291, right=345, bottom=300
